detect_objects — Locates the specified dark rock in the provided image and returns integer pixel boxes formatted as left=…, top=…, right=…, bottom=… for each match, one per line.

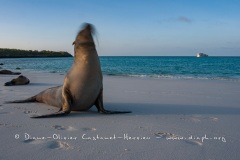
left=0, top=69, right=21, bottom=75
left=4, top=75, right=30, bottom=86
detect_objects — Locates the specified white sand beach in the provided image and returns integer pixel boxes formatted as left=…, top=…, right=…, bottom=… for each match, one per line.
left=1, top=71, right=240, bottom=160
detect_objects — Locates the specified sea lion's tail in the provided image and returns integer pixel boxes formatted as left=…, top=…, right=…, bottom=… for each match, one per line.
left=5, top=96, right=37, bottom=103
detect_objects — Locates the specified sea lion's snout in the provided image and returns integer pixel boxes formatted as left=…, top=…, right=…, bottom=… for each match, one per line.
left=73, top=23, right=95, bottom=46
left=82, top=23, right=94, bottom=34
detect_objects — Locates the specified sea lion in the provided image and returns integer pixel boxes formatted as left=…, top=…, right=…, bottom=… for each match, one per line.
left=7, top=23, right=131, bottom=118
left=4, top=75, right=30, bottom=86
left=0, top=69, right=21, bottom=75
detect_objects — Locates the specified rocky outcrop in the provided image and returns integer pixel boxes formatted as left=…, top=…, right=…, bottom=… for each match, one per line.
left=0, top=70, right=21, bottom=75
left=5, top=75, right=30, bottom=86
left=0, top=48, right=72, bottom=58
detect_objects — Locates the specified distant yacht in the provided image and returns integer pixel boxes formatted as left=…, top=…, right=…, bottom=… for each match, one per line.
left=196, top=53, right=208, bottom=58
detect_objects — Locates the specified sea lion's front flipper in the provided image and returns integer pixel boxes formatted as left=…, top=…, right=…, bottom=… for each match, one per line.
left=95, top=89, right=131, bottom=114
left=31, top=111, right=70, bottom=118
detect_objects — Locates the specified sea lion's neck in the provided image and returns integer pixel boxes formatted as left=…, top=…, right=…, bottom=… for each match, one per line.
left=75, top=42, right=95, bottom=47
left=74, top=42, right=98, bottom=64
left=74, top=41, right=95, bottom=56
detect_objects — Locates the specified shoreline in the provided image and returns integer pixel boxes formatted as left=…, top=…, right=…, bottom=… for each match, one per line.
left=1, top=71, right=240, bottom=159
left=1, top=56, right=240, bottom=81
left=2, top=68, right=240, bottom=82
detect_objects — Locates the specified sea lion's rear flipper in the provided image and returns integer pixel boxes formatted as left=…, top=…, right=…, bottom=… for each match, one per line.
left=31, top=86, right=72, bottom=118
left=95, top=89, right=131, bottom=114
left=5, top=96, right=37, bottom=103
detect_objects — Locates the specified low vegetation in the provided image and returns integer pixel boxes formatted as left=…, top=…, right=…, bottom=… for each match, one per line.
left=0, top=48, right=72, bottom=58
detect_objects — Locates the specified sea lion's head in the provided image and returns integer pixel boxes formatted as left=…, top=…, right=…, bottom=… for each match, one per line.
left=72, top=23, right=95, bottom=46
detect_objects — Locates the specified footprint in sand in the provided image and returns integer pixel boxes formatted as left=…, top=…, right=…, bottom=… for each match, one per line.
left=0, top=106, right=11, bottom=114
left=179, top=116, right=201, bottom=123
left=190, top=115, right=218, bottom=123
left=81, top=127, right=97, bottom=131
left=48, top=141, right=73, bottom=150
left=155, top=132, right=177, bottom=139
left=0, top=112, right=12, bottom=115
left=191, top=118, right=201, bottom=123
left=210, top=117, right=218, bottom=122
left=124, top=149, right=131, bottom=152
left=155, top=132, right=203, bottom=146
left=0, top=123, right=7, bottom=127
left=23, top=139, right=45, bottom=145
left=12, top=106, right=37, bottom=115
left=23, top=139, right=73, bottom=150
left=23, top=110, right=37, bottom=114
left=52, top=125, right=77, bottom=131
left=184, top=139, right=203, bottom=146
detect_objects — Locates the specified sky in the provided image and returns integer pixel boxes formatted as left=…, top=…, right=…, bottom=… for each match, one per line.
left=0, top=0, right=240, bottom=56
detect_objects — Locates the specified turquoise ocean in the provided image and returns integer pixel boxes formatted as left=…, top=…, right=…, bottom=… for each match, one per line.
left=1, top=56, right=240, bottom=81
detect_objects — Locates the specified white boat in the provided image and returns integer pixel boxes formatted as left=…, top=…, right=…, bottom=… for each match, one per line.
left=197, top=53, right=208, bottom=58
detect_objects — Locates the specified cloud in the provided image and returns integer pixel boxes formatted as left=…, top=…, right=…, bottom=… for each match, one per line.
left=158, top=16, right=193, bottom=24
left=177, top=16, right=192, bottom=23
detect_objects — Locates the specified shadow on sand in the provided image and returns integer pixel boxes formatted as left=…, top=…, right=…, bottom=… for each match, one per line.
left=37, top=102, right=240, bottom=119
